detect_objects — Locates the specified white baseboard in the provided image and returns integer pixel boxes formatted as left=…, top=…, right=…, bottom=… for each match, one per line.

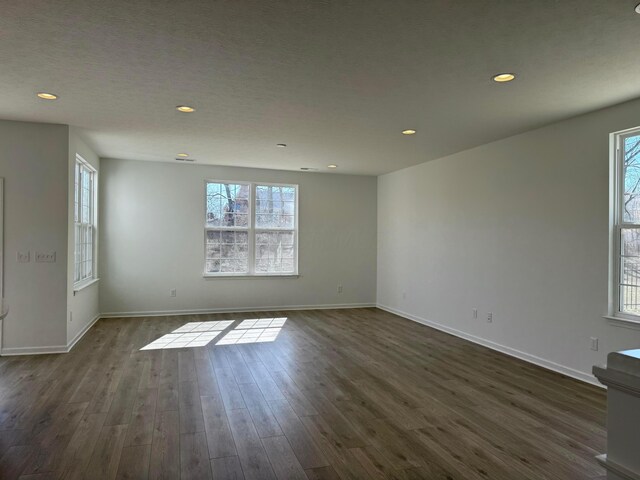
left=100, top=303, right=376, bottom=318
left=2, top=313, right=101, bottom=356
left=67, top=313, right=101, bottom=352
left=1, top=344, right=69, bottom=356
left=377, top=304, right=603, bottom=388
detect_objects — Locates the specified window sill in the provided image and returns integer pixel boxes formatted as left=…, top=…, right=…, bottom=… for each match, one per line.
left=74, top=278, right=100, bottom=294
left=203, top=274, right=300, bottom=280
left=604, top=315, right=640, bottom=331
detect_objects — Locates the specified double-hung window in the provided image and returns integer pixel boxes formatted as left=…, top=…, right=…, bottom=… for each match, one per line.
left=612, top=127, right=640, bottom=318
left=74, top=156, right=97, bottom=286
left=205, top=181, right=298, bottom=276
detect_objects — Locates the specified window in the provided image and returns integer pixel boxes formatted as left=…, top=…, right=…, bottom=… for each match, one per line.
left=205, top=181, right=298, bottom=276
left=612, top=127, right=640, bottom=317
left=74, top=156, right=96, bottom=285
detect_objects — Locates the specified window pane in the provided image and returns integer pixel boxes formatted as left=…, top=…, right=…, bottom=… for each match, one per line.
left=622, top=228, right=640, bottom=257
left=623, top=134, right=640, bottom=223
left=205, top=229, right=248, bottom=274
left=622, top=255, right=640, bottom=283
left=621, top=222, right=640, bottom=314
left=74, top=223, right=81, bottom=282
left=255, top=185, right=296, bottom=229
left=82, top=166, right=90, bottom=189
left=82, top=172, right=91, bottom=223
left=621, top=284, right=640, bottom=315
left=206, top=231, right=221, bottom=244
left=82, top=205, right=90, bottom=224
left=206, top=260, right=221, bottom=273
left=255, top=231, right=296, bottom=273
left=86, top=228, right=93, bottom=267
left=279, top=231, right=294, bottom=245
left=74, top=165, right=80, bottom=223
left=206, top=182, right=250, bottom=227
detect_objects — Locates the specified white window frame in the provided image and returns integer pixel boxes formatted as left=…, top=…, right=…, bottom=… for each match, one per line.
left=610, top=126, right=640, bottom=322
left=74, top=155, right=97, bottom=288
left=204, top=180, right=299, bottom=277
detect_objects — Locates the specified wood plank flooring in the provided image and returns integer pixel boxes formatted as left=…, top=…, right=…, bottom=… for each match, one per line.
left=0, top=308, right=606, bottom=479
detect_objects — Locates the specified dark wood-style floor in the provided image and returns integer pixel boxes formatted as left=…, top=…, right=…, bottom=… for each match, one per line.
left=0, top=308, right=606, bottom=479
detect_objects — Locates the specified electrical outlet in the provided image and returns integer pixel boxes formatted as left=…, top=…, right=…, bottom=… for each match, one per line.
left=35, top=251, right=56, bottom=263
left=590, top=337, right=599, bottom=351
left=170, top=289, right=177, bottom=297
left=487, top=312, right=493, bottom=323
left=17, top=251, right=30, bottom=263
left=337, top=285, right=343, bottom=294
left=473, top=308, right=478, bottom=319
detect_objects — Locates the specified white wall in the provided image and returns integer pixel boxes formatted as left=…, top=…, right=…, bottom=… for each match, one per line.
left=67, top=129, right=100, bottom=345
left=99, top=158, right=377, bottom=315
left=378, top=97, right=640, bottom=384
left=0, top=120, right=69, bottom=352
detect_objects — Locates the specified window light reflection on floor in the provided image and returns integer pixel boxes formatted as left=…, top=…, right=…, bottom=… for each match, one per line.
left=216, top=317, right=287, bottom=345
left=216, top=327, right=282, bottom=345
left=172, top=320, right=234, bottom=333
left=140, top=318, right=287, bottom=350
left=235, top=317, right=287, bottom=329
left=140, top=320, right=234, bottom=350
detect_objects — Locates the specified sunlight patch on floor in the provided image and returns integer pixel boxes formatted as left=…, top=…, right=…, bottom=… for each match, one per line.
left=215, top=317, right=287, bottom=345
left=172, top=320, right=234, bottom=333
left=216, top=327, right=282, bottom=345
left=140, top=320, right=234, bottom=350
left=235, top=318, right=287, bottom=329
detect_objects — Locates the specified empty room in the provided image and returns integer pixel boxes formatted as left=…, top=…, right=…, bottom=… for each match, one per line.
left=2, top=1, right=640, bottom=479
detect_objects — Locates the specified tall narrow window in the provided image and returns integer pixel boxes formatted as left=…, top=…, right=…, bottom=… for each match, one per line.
left=205, top=181, right=298, bottom=276
left=74, top=156, right=96, bottom=285
left=613, top=127, right=640, bottom=317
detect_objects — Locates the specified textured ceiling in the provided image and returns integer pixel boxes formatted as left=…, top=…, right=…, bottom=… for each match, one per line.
left=1, top=1, right=640, bottom=175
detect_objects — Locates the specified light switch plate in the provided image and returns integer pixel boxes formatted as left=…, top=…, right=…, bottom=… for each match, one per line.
left=35, top=251, right=56, bottom=263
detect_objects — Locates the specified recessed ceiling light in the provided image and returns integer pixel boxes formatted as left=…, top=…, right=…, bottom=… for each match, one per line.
left=177, top=153, right=189, bottom=157
left=492, top=73, right=516, bottom=83
left=327, top=164, right=338, bottom=169
left=276, top=144, right=287, bottom=148
left=402, top=129, right=417, bottom=135
left=300, top=167, right=318, bottom=171
left=37, top=92, right=58, bottom=100
left=176, top=105, right=195, bottom=113
left=636, top=3, right=640, bottom=13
